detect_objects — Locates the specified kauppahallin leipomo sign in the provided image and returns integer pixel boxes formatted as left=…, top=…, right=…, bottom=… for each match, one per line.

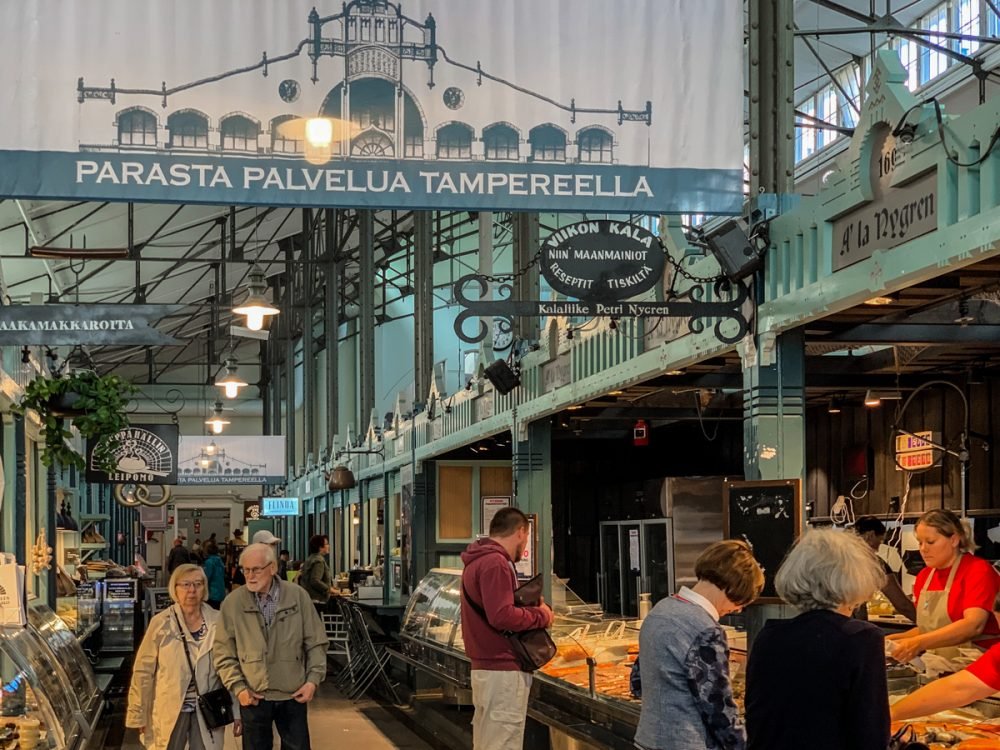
left=0, top=0, right=743, bottom=214
left=0, top=305, right=182, bottom=345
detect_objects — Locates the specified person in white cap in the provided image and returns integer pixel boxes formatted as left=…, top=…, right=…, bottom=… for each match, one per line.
left=252, top=530, right=284, bottom=579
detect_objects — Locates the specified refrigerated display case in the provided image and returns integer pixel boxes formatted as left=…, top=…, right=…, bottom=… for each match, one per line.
left=400, top=569, right=642, bottom=748
left=0, top=602, right=103, bottom=749
left=101, top=579, right=139, bottom=652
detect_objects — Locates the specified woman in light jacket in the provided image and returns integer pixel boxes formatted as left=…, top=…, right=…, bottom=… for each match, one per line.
left=126, top=563, right=242, bottom=749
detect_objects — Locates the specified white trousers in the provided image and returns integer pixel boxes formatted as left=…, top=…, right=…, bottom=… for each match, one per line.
left=471, top=669, right=533, bottom=750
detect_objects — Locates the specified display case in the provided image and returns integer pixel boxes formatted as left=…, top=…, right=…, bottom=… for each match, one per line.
left=101, top=579, right=139, bottom=652
left=401, top=569, right=643, bottom=747
left=0, top=603, right=103, bottom=749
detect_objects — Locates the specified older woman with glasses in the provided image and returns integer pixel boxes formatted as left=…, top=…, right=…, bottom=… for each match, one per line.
left=126, top=563, right=242, bottom=749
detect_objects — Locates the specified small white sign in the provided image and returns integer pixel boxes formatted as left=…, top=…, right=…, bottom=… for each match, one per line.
left=629, top=528, right=641, bottom=571
left=0, top=563, right=26, bottom=627
left=481, top=496, right=511, bottom=536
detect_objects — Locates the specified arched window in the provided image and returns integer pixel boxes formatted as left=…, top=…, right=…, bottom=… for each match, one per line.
left=118, top=109, right=157, bottom=147
left=270, top=115, right=303, bottom=154
left=221, top=115, right=260, bottom=152
left=436, top=123, right=473, bottom=159
left=529, top=125, right=566, bottom=162
left=483, top=123, right=519, bottom=160
left=167, top=111, right=209, bottom=149
left=577, top=127, right=614, bottom=163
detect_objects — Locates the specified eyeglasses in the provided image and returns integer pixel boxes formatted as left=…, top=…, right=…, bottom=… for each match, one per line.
left=176, top=581, right=205, bottom=590
left=240, top=564, right=273, bottom=576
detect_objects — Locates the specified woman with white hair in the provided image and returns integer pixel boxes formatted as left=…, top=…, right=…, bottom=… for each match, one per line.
left=126, top=563, right=241, bottom=749
left=745, top=528, right=889, bottom=750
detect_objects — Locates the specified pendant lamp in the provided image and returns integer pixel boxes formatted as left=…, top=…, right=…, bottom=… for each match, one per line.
left=205, top=401, right=230, bottom=434
left=232, top=265, right=279, bottom=331
left=215, top=357, right=248, bottom=399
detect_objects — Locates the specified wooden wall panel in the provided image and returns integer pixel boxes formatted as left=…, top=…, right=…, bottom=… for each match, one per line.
left=438, top=465, right=474, bottom=540
left=480, top=467, right=513, bottom=498
left=807, top=381, right=998, bottom=518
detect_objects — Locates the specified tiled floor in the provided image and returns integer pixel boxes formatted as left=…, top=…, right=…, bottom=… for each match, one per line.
left=117, top=684, right=435, bottom=750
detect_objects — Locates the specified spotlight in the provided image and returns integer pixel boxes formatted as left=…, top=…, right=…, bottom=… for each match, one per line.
left=893, top=122, right=918, bottom=144
left=865, top=296, right=894, bottom=306
left=828, top=397, right=843, bottom=414
left=483, top=360, right=520, bottom=396
left=864, top=390, right=881, bottom=407
left=955, top=298, right=975, bottom=326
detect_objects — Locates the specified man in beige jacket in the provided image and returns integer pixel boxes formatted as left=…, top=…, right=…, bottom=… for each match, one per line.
left=213, top=543, right=327, bottom=750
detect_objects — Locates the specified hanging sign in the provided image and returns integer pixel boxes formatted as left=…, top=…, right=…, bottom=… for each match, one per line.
left=832, top=128, right=937, bottom=272
left=87, top=424, right=179, bottom=484
left=177, top=436, right=286, bottom=485
left=454, top=275, right=751, bottom=346
left=895, top=430, right=940, bottom=472
left=0, top=1, right=743, bottom=215
left=244, top=501, right=262, bottom=522
left=261, top=497, right=301, bottom=517
left=540, top=221, right=665, bottom=301
left=0, top=304, right=182, bottom=345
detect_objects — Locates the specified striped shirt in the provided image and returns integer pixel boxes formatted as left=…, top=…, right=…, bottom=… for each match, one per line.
left=255, top=577, right=281, bottom=629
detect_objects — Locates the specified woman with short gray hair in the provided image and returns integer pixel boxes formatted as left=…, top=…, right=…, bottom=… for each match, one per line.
left=745, top=528, right=889, bottom=750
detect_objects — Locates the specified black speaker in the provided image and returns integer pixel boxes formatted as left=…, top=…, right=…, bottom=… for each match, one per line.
left=705, top=220, right=761, bottom=281
left=484, top=360, right=520, bottom=395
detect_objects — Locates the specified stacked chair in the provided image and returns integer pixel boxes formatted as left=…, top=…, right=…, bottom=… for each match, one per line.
left=329, top=599, right=401, bottom=703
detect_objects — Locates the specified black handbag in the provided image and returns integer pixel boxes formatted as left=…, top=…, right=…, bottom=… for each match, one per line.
left=888, top=725, right=929, bottom=750
left=172, top=610, right=234, bottom=730
left=462, top=580, right=557, bottom=673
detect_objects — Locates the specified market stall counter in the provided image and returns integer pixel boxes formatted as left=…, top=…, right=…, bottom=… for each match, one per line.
left=400, top=568, right=644, bottom=749
left=0, top=601, right=106, bottom=750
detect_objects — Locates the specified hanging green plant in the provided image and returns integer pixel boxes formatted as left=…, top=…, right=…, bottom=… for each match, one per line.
left=12, top=371, right=137, bottom=473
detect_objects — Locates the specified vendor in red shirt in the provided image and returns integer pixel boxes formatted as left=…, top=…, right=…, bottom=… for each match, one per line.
left=892, top=643, right=1000, bottom=720
left=887, top=508, right=1000, bottom=665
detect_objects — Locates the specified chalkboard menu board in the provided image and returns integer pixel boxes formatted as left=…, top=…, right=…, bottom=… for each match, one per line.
left=723, top=479, right=801, bottom=602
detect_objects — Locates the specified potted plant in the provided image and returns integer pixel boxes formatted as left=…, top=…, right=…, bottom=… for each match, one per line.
left=13, top=370, right=137, bottom=473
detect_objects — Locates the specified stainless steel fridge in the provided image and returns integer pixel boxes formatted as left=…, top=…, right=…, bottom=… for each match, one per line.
left=597, top=476, right=727, bottom=617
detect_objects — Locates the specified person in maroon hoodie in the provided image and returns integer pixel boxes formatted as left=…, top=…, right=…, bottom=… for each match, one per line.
left=461, top=507, right=553, bottom=750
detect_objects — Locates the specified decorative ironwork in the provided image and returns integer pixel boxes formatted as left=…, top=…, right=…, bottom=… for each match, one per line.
left=453, top=274, right=751, bottom=346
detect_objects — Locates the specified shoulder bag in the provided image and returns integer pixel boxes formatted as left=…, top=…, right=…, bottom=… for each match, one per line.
left=462, top=580, right=557, bottom=672
left=888, top=725, right=929, bottom=750
left=171, top=610, right=234, bottom=730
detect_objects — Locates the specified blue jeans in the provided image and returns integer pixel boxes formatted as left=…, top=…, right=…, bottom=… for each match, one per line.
left=241, top=698, right=310, bottom=750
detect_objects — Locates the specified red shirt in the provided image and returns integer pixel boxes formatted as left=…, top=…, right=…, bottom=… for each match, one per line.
left=968, top=644, right=1000, bottom=690
left=913, top=553, right=1000, bottom=648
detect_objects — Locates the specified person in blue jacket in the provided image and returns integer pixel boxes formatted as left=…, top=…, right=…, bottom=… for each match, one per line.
left=202, top=541, right=226, bottom=609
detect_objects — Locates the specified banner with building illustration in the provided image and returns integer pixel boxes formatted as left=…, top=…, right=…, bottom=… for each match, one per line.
left=0, top=0, right=744, bottom=214
left=177, top=436, right=286, bottom=485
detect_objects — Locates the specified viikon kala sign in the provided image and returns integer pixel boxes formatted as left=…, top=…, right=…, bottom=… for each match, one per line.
left=540, top=220, right=665, bottom=301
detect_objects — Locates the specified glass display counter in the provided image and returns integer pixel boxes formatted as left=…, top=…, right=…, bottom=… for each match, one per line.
left=402, top=569, right=641, bottom=705
left=0, top=603, right=102, bottom=749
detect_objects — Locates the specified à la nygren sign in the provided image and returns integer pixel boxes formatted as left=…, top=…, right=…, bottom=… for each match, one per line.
left=0, top=304, right=182, bottom=345
left=540, top=220, right=665, bottom=301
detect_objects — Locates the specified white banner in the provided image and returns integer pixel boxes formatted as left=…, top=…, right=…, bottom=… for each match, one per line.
left=177, top=436, right=286, bottom=485
left=0, top=0, right=743, bottom=214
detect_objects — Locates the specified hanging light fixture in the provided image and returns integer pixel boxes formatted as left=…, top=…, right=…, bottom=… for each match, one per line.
left=205, top=401, right=230, bottom=434
left=863, top=390, right=881, bottom=407
left=232, top=265, right=279, bottom=331
left=215, top=357, right=248, bottom=399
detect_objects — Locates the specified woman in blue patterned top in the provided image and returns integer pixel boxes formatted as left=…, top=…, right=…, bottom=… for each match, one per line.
left=634, top=540, right=764, bottom=750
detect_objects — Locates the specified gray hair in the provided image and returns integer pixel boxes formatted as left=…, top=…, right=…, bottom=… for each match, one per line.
left=775, top=528, right=886, bottom=612
left=168, top=563, right=208, bottom=604
left=239, top=542, right=277, bottom=567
